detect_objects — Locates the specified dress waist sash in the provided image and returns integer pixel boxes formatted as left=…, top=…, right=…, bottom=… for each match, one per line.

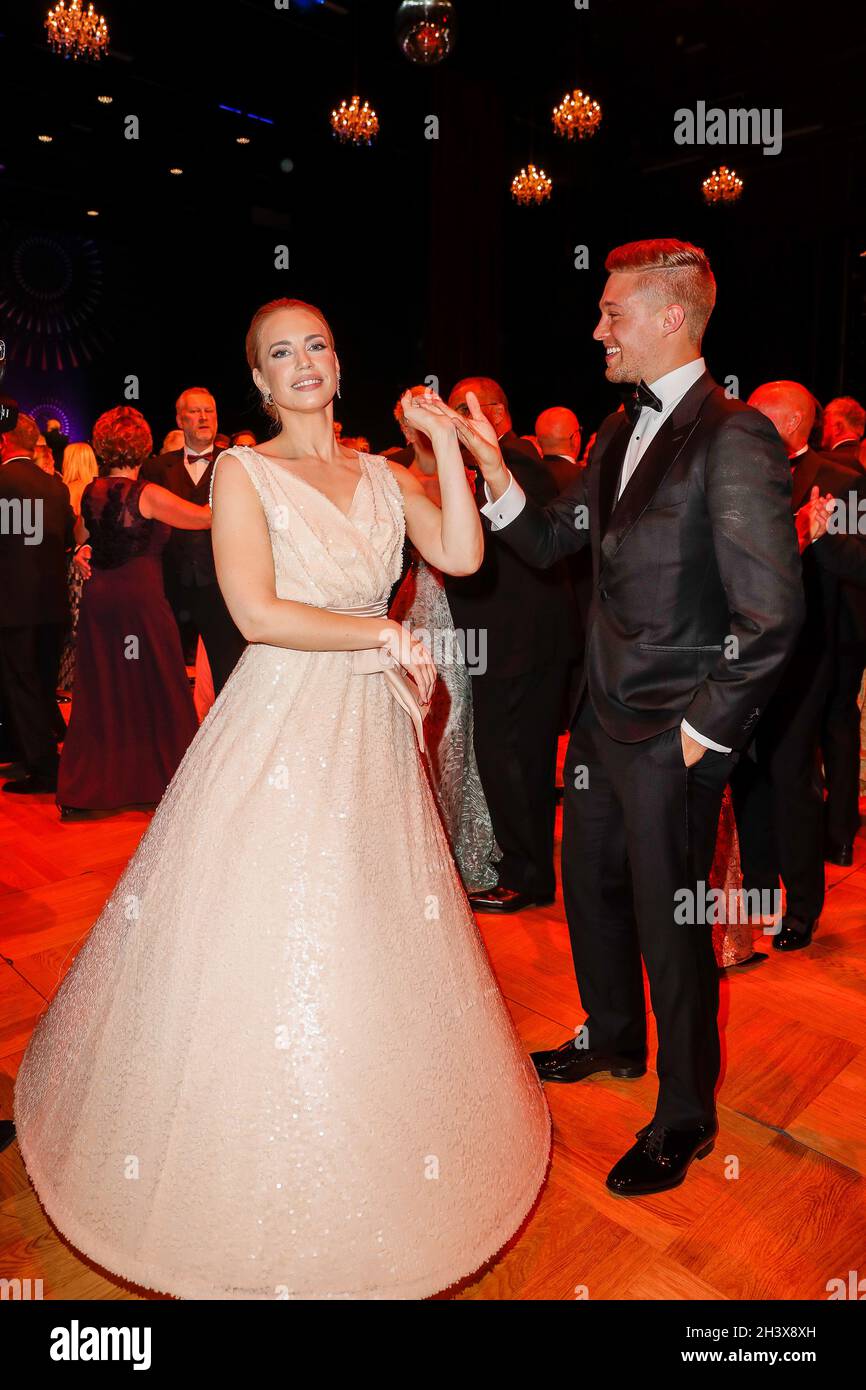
left=325, top=600, right=432, bottom=753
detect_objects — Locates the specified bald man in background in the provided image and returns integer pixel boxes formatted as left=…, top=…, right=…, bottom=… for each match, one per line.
left=730, top=381, right=866, bottom=949
left=535, top=407, right=582, bottom=492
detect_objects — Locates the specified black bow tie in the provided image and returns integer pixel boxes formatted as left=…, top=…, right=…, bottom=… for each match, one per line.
left=624, top=380, right=664, bottom=425
left=186, top=452, right=214, bottom=465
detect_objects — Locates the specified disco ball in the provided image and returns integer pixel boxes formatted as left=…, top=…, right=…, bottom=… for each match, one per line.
left=395, top=1, right=457, bottom=66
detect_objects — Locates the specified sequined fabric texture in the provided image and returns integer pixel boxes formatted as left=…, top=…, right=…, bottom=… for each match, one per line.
left=391, top=557, right=500, bottom=893
left=709, top=786, right=755, bottom=967
left=14, top=446, right=551, bottom=1300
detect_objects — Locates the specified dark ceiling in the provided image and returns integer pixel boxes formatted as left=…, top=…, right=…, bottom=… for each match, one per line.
left=1, top=0, right=865, bottom=445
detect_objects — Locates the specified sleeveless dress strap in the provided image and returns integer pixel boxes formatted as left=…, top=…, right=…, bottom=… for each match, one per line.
left=210, top=446, right=266, bottom=509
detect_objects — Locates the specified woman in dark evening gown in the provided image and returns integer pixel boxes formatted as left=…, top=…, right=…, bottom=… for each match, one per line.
left=57, top=407, right=210, bottom=817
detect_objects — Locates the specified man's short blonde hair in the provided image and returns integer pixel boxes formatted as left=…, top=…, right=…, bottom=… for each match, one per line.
left=605, top=238, right=717, bottom=342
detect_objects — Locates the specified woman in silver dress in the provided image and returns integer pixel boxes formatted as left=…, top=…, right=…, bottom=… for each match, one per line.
left=390, top=388, right=500, bottom=892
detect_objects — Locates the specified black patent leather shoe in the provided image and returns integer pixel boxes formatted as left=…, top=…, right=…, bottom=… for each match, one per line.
left=824, top=839, right=854, bottom=867
left=606, top=1119, right=717, bottom=1196
left=0, top=1120, right=16, bottom=1153
left=772, top=915, right=817, bottom=951
left=469, top=886, right=537, bottom=913
left=530, top=1039, right=647, bottom=1084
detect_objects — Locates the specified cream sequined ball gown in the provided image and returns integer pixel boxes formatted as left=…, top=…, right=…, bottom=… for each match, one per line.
left=14, top=446, right=551, bottom=1301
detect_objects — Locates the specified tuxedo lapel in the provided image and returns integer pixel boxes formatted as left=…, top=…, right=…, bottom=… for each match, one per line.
left=600, top=372, right=717, bottom=568
left=596, top=414, right=633, bottom=538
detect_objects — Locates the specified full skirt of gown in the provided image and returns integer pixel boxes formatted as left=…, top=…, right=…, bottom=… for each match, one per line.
left=13, top=447, right=551, bottom=1300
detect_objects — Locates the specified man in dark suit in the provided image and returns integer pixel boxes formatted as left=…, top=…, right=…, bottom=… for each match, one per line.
left=536, top=407, right=593, bottom=685
left=821, top=396, right=865, bottom=470
left=0, top=412, right=76, bottom=792
left=819, top=395, right=866, bottom=862
left=444, top=376, right=579, bottom=913
left=535, top=407, right=582, bottom=491
left=140, top=387, right=245, bottom=695
left=460, top=240, right=804, bottom=1194
left=730, top=382, right=866, bottom=949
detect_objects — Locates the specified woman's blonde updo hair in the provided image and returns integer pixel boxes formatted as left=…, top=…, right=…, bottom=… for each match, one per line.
left=245, top=297, right=336, bottom=427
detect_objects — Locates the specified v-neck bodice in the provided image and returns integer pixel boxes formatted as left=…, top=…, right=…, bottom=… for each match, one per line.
left=211, top=444, right=406, bottom=611
left=250, top=447, right=367, bottom=523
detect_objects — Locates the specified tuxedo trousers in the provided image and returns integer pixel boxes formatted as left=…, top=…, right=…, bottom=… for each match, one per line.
left=821, top=638, right=866, bottom=846
left=730, top=661, right=830, bottom=927
left=470, top=660, right=569, bottom=900
left=0, top=623, right=66, bottom=778
left=177, top=582, right=246, bottom=699
left=561, top=696, right=732, bottom=1128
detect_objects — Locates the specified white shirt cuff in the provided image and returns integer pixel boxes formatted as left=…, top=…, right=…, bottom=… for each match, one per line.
left=480, top=471, right=527, bottom=530
left=681, top=719, right=732, bottom=754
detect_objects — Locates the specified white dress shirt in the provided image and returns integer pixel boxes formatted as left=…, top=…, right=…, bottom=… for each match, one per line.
left=480, top=356, right=731, bottom=753
left=615, top=357, right=706, bottom=499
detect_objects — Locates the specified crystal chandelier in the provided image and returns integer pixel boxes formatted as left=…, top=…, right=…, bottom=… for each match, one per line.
left=330, top=95, right=379, bottom=145
left=702, top=165, right=744, bottom=204
left=511, top=164, right=552, bottom=206
left=552, top=89, right=602, bottom=141
left=45, top=1, right=109, bottom=61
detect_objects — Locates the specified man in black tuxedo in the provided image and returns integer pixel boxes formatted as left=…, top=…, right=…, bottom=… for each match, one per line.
left=731, top=383, right=866, bottom=950
left=536, top=407, right=593, bottom=685
left=140, top=387, right=245, bottom=695
left=535, top=406, right=582, bottom=493
left=0, top=413, right=76, bottom=793
left=444, top=376, right=579, bottom=913
left=819, top=396, right=866, bottom=863
left=460, top=240, right=804, bottom=1194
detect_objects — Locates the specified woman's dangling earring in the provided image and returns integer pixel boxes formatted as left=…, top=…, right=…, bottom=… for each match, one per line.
left=336, top=370, right=341, bottom=400
left=263, top=391, right=273, bottom=405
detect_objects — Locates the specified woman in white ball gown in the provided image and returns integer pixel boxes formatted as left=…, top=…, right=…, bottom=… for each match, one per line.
left=13, top=297, right=551, bottom=1300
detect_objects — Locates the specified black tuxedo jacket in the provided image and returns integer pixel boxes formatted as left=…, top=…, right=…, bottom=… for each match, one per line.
left=782, top=447, right=866, bottom=693
left=495, top=372, right=805, bottom=747
left=541, top=453, right=580, bottom=493
left=542, top=454, right=592, bottom=631
left=825, top=440, right=864, bottom=472
left=140, top=447, right=216, bottom=587
left=817, top=444, right=866, bottom=643
left=444, top=431, right=579, bottom=678
left=0, top=456, right=74, bottom=627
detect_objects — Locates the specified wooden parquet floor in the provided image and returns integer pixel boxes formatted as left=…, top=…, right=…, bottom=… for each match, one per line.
left=2, top=750, right=865, bottom=1301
